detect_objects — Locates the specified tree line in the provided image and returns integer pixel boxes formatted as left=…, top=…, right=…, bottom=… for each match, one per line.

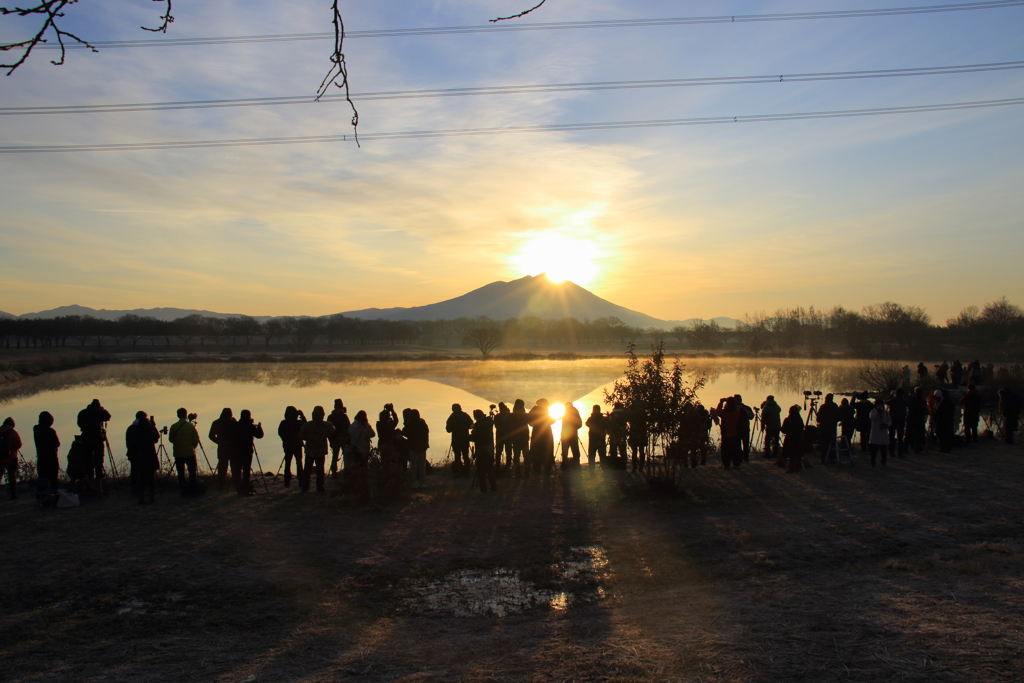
left=0, top=297, right=1020, bottom=357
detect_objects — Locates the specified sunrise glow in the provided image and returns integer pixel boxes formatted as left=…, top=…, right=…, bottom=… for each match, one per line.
left=509, top=234, right=602, bottom=287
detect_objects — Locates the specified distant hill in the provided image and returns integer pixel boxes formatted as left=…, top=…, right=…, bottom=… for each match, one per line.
left=7, top=278, right=741, bottom=329
left=341, top=274, right=709, bottom=329
left=0, top=310, right=14, bottom=319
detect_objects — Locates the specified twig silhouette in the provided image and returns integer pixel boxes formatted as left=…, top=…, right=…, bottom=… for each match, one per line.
left=1, top=0, right=96, bottom=75
left=491, top=0, right=547, bottom=23
left=140, top=0, right=173, bottom=33
left=316, top=0, right=359, bottom=146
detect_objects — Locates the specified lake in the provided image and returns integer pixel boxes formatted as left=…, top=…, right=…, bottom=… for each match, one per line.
left=0, top=358, right=872, bottom=471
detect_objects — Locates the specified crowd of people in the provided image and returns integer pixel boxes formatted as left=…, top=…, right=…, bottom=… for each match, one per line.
left=0, top=376, right=1021, bottom=502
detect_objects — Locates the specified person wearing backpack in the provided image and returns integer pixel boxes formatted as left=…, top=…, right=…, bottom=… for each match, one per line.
left=33, top=412, right=60, bottom=492
left=0, top=417, right=24, bottom=499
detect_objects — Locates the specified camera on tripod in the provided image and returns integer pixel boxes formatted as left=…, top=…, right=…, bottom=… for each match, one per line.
left=188, top=412, right=198, bottom=424
left=160, top=426, right=169, bottom=435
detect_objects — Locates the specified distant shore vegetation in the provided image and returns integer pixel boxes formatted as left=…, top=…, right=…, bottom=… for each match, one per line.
left=0, top=298, right=1021, bottom=361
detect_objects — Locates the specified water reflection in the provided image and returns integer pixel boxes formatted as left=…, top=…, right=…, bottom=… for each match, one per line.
left=0, top=358, right=874, bottom=472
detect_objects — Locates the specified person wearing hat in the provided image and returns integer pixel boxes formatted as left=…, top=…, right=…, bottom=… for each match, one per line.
left=0, top=417, right=23, bottom=499
left=168, top=408, right=200, bottom=495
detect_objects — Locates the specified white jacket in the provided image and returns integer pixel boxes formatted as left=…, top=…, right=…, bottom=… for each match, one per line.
left=869, top=408, right=891, bottom=445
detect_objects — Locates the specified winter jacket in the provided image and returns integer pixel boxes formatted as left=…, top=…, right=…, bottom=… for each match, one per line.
left=405, top=418, right=430, bottom=452
left=299, top=419, right=336, bottom=457
left=77, top=403, right=111, bottom=438
left=349, top=421, right=375, bottom=455
left=278, top=416, right=306, bottom=451
left=446, top=410, right=473, bottom=446
left=868, top=408, right=891, bottom=446
left=760, top=399, right=782, bottom=430
left=327, top=410, right=350, bottom=448
left=0, top=424, right=22, bottom=464
left=168, top=418, right=199, bottom=460
left=472, top=416, right=495, bottom=452
left=125, top=420, right=159, bottom=470
left=560, top=406, right=582, bottom=441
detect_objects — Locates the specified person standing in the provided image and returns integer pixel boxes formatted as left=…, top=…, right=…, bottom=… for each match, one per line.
left=278, top=406, right=306, bottom=488
left=815, top=394, right=841, bottom=463
left=0, top=417, right=23, bottom=499
left=168, top=408, right=200, bottom=496
left=608, top=403, right=628, bottom=469
left=917, top=362, right=928, bottom=383
left=33, top=412, right=60, bottom=492
left=471, top=409, right=497, bottom=492
left=494, top=403, right=512, bottom=472
left=299, top=406, right=335, bottom=493
left=560, top=402, right=583, bottom=469
left=628, top=404, right=649, bottom=473
left=233, top=410, right=264, bottom=496
left=348, top=410, right=376, bottom=470
left=528, top=399, right=555, bottom=476
left=868, top=399, right=892, bottom=467
left=735, top=395, right=755, bottom=462
left=327, top=399, right=350, bottom=474
left=760, top=396, right=782, bottom=461
left=715, top=397, right=743, bottom=470
left=959, top=383, right=981, bottom=444
left=935, top=390, right=955, bottom=453
left=885, top=389, right=908, bottom=458
left=839, top=398, right=856, bottom=449
left=906, top=388, right=928, bottom=454
left=445, top=404, right=474, bottom=476
left=125, top=412, right=159, bottom=505
left=999, top=387, right=1020, bottom=445
left=585, top=405, right=607, bottom=467
left=405, top=408, right=430, bottom=489
left=77, top=398, right=111, bottom=480
left=781, top=405, right=804, bottom=473
left=208, top=408, right=237, bottom=489
left=854, top=392, right=873, bottom=452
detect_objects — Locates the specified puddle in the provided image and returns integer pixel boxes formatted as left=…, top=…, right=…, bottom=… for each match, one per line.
left=405, top=545, right=610, bottom=617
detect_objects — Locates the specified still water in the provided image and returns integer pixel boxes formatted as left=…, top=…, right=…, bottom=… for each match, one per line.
left=0, top=359, right=870, bottom=470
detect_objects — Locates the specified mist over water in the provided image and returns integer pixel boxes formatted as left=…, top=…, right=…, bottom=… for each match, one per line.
left=0, top=359, right=872, bottom=471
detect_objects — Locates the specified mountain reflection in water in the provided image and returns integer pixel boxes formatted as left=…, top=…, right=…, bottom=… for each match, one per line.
left=0, top=359, right=871, bottom=469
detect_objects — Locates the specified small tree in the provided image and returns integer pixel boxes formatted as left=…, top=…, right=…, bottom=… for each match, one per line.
left=464, top=322, right=505, bottom=357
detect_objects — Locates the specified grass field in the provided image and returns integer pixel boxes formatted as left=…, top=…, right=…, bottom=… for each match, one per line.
left=3, top=441, right=1024, bottom=682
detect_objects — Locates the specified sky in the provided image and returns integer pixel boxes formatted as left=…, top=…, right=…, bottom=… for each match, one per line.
left=1, top=0, right=1022, bottom=323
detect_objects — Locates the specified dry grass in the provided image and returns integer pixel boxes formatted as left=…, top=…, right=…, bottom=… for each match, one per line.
left=3, top=440, right=1024, bottom=682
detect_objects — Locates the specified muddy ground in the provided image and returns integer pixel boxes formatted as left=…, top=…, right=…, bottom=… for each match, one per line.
left=3, top=441, right=1024, bottom=683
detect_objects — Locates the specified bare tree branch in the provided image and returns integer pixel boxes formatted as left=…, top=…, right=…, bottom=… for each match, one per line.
left=140, top=0, right=173, bottom=33
left=1, top=0, right=96, bottom=75
left=316, top=0, right=359, bottom=145
left=491, top=0, right=547, bottom=23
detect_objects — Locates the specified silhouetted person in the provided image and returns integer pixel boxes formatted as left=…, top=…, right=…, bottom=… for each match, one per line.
left=903, top=364, right=912, bottom=387
left=0, top=417, right=23, bottom=499
left=781, top=405, right=804, bottom=473
left=33, top=412, right=60, bottom=492
left=278, top=406, right=306, bottom=488
left=560, top=402, right=582, bottom=468
left=959, top=383, right=981, bottom=444
left=125, top=411, right=159, bottom=504
left=854, top=392, right=873, bottom=452
left=168, top=408, right=200, bottom=495
left=494, top=403, right=512, bottom=472
left=77, top=398, right=111, bottom=479
left=471, top=409, right=497, bottom=492
left=715, top=397, right=742, bottom=470
left=446, top=404, right=473, bottom=476
left=906, top=388, right=928, bottom=453
left=405, top=408, right=430, bottom=489
left=348, top=410, right=375, bottom=470
left=951, top=360, right=964, bottom=387
left=585, top=405, right=607, bottom=467
left=839, top=398, right=856, bottom=448
left=935, top=390, right=955, bottom=453
left=208, top=408, right=237, bottom=489
left=299, top=406, right=335, bottom=493
left=917, top=362, right=928, bottom=382
left=528, top=399, right=555, bottom=476
left=628, top=404, right=648, bottom=473
left=868, top=399, right=892, bottom=467
left=234, top=409, right=264, bottom=496
left=509, top=399, right=530, bottom=477
left=327, top=399, right=351, bottom=473
left=377, top=404, right=399, bottom=449
left=886, top=389, right=908, bottom=458
left=999, top=387, right=1021, bottom=444
left=735, top=395, right=754, bottom=462
left=936, top=361, right=949, bottom=385
left=815, top=394, right=841, bottom=463
left=608, top=402, right=628, bottom=469
left=760, top=396, right=782, bottom=461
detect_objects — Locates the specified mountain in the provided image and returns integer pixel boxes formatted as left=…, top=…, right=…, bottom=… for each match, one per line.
left=7, top=278, right=741, bottom=328
left=341, top=274, right=739, bottom=329
left=0, top=310, right=15, bottom=319
left=15, top=305, right=265, bottom=322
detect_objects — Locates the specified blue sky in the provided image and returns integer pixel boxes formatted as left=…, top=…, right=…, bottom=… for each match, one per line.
left=1, top=1, right=1022, bottom=322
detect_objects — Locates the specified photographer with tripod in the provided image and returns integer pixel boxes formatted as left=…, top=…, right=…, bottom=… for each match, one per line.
left=168, top=408, right=201, bottom=496
left=126, top=411, right=160, bottom=505
left=77, top=399, right=111, bottom=480
left=233, top=410, right=264, bottom=497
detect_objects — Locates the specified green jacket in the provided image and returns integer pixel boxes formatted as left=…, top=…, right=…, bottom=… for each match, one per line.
left=760, top=399, right=783, bottom=430
left=168, top=418, right=199, bottom=459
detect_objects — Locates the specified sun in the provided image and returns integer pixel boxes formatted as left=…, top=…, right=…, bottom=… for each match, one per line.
left=509, top=234, right=602, bottom=287
left=548, top=403, right=566, bottom=420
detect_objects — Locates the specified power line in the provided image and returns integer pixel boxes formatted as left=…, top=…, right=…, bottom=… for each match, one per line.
left=2, top=97, right=1020, bottom=153
left=24, top=1, right=1024, bottom=50
left=3, top=60, right=1023, bottom=116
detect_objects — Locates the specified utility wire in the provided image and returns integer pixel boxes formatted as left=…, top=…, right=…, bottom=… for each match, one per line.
left=22, top=1, right=1024, bottom=50
left=2, top=97, right=1021, bottom=153
left=4, top=61, right=1023, bottom=116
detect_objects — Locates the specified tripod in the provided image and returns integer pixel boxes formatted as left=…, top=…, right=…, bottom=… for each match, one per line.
left=102, top=429, right=120, bottom=497
left=158, top=430, right=175, bottom=494
left=751, top=409, right=765, bottom=455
